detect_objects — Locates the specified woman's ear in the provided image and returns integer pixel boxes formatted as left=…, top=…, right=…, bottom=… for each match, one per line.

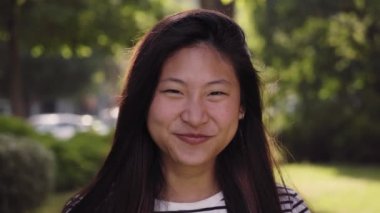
left=239, top=106, right=245, bottom=120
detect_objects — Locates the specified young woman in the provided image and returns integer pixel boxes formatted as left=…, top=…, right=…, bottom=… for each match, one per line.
left=63, top=9, right=310, bottom=213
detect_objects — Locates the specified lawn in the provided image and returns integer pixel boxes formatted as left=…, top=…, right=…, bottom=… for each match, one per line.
left=34, top=190, right=77, bottom=213
left=281, top=164, right=380, bottom=213
left=35, top=164, right=380, bottom=213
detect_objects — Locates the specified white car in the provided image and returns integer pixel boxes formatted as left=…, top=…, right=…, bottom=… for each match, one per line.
left=28, top=113, right=109, bottom=140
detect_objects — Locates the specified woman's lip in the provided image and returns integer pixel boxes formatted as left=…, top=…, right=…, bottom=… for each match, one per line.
left=174, top=134, right=212, bottom=145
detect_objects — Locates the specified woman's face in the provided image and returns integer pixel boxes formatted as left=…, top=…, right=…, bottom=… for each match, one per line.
left=147, top=43, right=243, bottom=169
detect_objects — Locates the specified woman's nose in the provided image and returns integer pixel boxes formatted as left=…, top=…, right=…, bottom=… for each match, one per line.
left=180, top=98, right=209, bottom=127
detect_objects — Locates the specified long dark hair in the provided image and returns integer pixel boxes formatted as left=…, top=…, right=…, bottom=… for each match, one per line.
left=65, top=9, right=282, bottom=213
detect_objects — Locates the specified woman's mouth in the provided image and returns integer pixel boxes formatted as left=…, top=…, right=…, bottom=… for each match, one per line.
left=174, top=133, right=212, bottom=145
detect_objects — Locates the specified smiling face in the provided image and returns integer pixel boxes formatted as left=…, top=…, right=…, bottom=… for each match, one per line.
left=147, top=43, right=243, bottom=169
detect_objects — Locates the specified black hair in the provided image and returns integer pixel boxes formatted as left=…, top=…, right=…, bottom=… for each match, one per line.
left=64, top=9, right=282, bottom=213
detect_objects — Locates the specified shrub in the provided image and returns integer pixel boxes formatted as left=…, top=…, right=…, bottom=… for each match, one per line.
left=281, top=110, right=380, bottom=163
left=53, top=132, right=112, bottom=191
left=0, top=115, right=113, bottom=191
left=0, top=134, right=55, bottom=213
left=0, top=115, right=58, bottom=148
left=0, top=116, right=36, bottom=137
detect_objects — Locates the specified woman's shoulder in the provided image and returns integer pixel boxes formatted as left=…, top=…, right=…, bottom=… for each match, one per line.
left=277, top=185, right=310, bottom=213
left=62, top=194, right=83, bottom=213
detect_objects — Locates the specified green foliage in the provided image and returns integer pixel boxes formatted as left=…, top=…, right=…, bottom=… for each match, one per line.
left=0, top=115, right=59, bottom=148
left=0, top=116, right=36, bottom=137
left=0, top=0, right=168, bottom=101
left=1, top=0, right=167, bottom=55
left=53, top=132, right=111, bottom=191
left=0, top=115, right=112, bottom=191
left=0, top=134, right=55, bottom=213
left=241, top=0, right=380, bottom=163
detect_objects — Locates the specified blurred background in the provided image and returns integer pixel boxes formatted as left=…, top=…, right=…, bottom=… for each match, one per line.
left=0, top=0, right=379, bottom=212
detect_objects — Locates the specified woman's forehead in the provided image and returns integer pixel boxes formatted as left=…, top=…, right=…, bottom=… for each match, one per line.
left=159, top=44, right=238, bottom=84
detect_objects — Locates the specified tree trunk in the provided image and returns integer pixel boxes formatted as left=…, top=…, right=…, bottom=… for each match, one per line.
left=200, top=0, right=235, bottom=18
left=8, top=0, right=25, bottom=117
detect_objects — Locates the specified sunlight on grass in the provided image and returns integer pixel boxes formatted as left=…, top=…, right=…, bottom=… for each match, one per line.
left=281, top=164, right=380, bottom=213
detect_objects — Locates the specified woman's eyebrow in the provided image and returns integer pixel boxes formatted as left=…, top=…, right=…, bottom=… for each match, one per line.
left=160, top=78, right=231, bottom=85
left=160, top=77, right=185, bottom=84
left=206, top=79, right=231, bottom=86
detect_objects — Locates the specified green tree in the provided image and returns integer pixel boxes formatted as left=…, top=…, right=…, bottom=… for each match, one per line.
left=241, top=0, right=380, bottom=162
left=200, top=0, right=235, bottom=17
left=0, top=0, right=167, bottom=116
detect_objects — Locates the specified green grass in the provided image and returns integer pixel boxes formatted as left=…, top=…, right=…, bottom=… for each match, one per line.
left=281, top=163, right=380, bottom=213
left=35, top=164, right=380, bottom=213
left=34, top=190, right=76, bottom=213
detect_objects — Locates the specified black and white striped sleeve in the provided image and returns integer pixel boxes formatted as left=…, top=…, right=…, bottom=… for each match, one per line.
left=62, top=194, right=83, bottom=213
left=278, top=186, right=310, bottom=213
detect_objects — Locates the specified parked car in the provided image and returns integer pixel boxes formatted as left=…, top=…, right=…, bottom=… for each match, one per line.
left=28, top=113, right=109, bottom=140
left=98, top=107, right=119, bottom=128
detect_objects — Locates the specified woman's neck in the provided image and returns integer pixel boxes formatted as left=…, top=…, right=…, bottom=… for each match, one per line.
left=160, top=160, right=219, bottom=203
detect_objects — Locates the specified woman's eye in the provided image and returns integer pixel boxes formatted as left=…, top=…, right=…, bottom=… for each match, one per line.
left=209, top=91, right=227, bottom=96
left=162, top=89, right=182, bottom=94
